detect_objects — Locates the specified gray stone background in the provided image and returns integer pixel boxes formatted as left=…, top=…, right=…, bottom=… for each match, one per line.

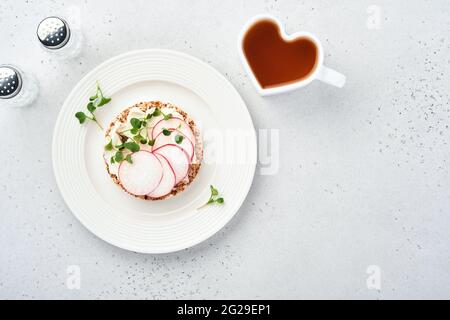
left=0, top=0, right=449, bottom=299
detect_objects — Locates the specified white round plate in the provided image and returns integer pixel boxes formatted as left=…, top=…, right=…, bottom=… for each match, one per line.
left=52, top=49, right=257, bottom=253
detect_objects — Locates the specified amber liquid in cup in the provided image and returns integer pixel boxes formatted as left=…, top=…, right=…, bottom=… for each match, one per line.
left=242, top=19, right=318, bottom=89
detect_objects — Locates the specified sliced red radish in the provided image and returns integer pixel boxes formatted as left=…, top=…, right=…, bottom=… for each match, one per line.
left=147, top=154, right=176, bottom=198
left=118, top=151, right=163, bottom=196
left=151, top=117, right=195, bottom=143
left=153, top=144, right=190, bottom=184
left=146, top=114, right=163, bottom=129
left=139, top=144, right=153, bottom=152
left=152, top=129, right=194, bottom=161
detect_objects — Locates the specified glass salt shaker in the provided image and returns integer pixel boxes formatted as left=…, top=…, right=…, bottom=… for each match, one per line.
left=37, top=16, right=83, bottom=59
left=0, top=65, right=38, bottom=108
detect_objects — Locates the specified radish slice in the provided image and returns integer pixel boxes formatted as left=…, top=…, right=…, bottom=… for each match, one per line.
left=139, top=144, right=153, bottom=152
left=147, top=114, right=163, bottom=129
left=152, top=129, right=194, bottom=161
left=147, top=154, right=176, bottom=198
left=151, top=117, right=195, bottom=143
left=118, top=151, right=163, bottom=196
left=153, top=144, right=190, bottom=184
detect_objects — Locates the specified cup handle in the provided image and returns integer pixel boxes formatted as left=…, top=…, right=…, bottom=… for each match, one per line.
left=317, top=65, right=346, bottom=88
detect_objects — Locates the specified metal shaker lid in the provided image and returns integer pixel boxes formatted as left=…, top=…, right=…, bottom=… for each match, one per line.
left=37, top=16, right=71, bottom=49
left=0, top=65, right=22, bottom=99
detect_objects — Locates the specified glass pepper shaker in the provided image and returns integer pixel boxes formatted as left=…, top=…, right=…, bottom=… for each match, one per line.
left=0, top=65, right=38, bottom=108
left=37, top=16, right=83, bottom=59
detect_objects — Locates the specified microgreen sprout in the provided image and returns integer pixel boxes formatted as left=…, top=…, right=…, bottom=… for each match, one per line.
left=104, top=139, right=140, bottom=165
left=125, top=154, right=133, bottom=164
left=75, top=82, right=111, bottom=130
left=198, top=185, right=224, bottom=209
left=175, top=134, right=184, bottom=144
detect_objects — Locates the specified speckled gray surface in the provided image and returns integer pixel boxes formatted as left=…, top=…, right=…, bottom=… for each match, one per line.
left=1, top=0, right=449, bottom=299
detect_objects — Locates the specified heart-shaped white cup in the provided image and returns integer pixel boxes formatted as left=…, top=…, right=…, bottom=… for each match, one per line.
left=238, top=14, right=346, bottom=96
